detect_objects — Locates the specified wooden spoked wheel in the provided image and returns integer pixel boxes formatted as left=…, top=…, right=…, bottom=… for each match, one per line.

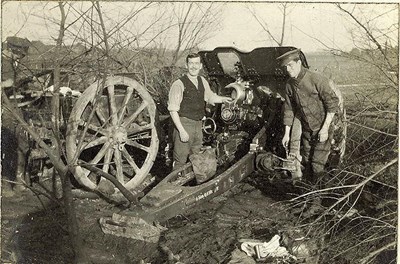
left=66, top=76, right=159, bottom=192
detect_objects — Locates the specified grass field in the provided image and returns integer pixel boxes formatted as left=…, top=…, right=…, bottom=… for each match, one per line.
left=306, top=52, right=392, bottom=84
left=306, top=52, right=398, bottom=112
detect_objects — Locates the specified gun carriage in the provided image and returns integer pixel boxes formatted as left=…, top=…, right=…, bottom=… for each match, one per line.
left=13, top=46, right=346, bottom=224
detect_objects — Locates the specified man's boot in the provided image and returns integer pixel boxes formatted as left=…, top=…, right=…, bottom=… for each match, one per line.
left=293, top=154, right=303, bottom=179
left=14, top=153, right=27, bottom=192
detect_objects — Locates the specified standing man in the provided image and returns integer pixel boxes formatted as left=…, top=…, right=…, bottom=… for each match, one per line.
left=168, top=53, right=231, bottom=170
left=278, top=49, right=339, bottom=181
left=1, top=37, right=31, bottom=196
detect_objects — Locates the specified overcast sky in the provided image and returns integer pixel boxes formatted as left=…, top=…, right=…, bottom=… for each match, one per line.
left=1, top=1, right=398, bottom=53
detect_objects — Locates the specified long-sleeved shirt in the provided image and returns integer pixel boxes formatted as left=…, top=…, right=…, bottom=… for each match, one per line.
left=167, top=75, right=221, bottom=112
left=283, top=67, right=339, bottom=132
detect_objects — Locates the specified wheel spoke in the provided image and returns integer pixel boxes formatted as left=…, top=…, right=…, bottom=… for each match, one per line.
left=89, top=142, right=111, bottom=164
left=126, top=139, right=150, bottom=152
left=118, top=86, right=134, bottom=124
left=126, top=123, right=153, bottom=135
left=87, top=124, right=108, bottom=135
left=83, top=142, right=111, bottom=177
left=86, top=103, right=108, bottom=126
left=121, top=147, right=140, bottom=174
left=114, top=148, right=124, bottom=183
left=128, top=133, right=152, bottom=140
left=81, top=136, right=108, bottom=150
left=95, top=106, right=108, bottom=125
left=77, top=120, right=108, bottom=135
left=122, top=101, right=148, bottom=128
left=102, top=147, right=114, bottom=173
left=107, top=85, right=118, bottom=126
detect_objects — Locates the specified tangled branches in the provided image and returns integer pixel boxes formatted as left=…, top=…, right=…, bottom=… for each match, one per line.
left=286, top=158, right=397, bottom=263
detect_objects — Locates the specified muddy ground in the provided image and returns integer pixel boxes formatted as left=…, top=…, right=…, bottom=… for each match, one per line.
left=2, top=168, right=331, bottom=264
left=1, top=134, right=397, bottom=264
left=1, top=121, right=397, bottom=264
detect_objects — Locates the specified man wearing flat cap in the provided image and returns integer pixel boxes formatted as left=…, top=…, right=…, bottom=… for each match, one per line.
left=2, top=36, right=31, bottom=87
left=1, top=36, right=31, bottom=196
left=277, top=48, right=339, bottom=181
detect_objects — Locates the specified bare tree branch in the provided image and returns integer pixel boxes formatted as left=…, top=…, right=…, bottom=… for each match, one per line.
left=336, top=4, right=394, bottom=71
left=307, top=158, right=397, bottom=236
left=170, top=2, right=223, bottom=65
left=248, top=3, right=291, bottom=46
left=360, top=240, right=396, bottom=264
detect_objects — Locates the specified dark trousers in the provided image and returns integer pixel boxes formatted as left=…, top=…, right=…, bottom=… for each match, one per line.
left=1, top=125, right=29, bottom=189
left=172, top=117, right=203, bottom=170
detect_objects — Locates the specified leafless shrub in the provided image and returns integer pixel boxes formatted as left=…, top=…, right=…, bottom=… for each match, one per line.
left=278, top=5, right=398, bottom=263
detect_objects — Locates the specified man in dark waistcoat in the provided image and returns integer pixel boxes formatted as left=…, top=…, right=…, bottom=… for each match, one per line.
left=168, top=53, right=232, bottom=170
left=1, top=36, right=31, bottom=196
left=278, top=49, right=339, bottom=181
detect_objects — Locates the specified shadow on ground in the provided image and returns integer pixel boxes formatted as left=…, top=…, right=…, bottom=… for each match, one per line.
left=1, top=194, right=73, bottom=263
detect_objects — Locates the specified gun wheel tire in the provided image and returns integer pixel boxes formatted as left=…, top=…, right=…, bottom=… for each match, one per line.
left=66, top=76, right=159, bottom=192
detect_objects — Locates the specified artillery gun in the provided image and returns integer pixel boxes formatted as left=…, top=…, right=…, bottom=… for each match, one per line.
left=14, top=46, right=346, bottom=232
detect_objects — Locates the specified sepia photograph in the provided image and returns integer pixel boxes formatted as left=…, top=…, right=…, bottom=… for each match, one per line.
left=1, top=1, right=398, bottom=263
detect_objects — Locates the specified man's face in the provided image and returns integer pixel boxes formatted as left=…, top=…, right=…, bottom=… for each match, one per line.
left=284, top=59, right=302, bottom=78
left=186, top=57, right=202, bottom=77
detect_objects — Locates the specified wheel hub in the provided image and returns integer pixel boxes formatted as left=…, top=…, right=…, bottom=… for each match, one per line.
left=111, top=126, right=128, bottom=145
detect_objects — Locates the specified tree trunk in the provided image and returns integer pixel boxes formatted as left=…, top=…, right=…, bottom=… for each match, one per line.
left=54, top=3, right=86, bottom=263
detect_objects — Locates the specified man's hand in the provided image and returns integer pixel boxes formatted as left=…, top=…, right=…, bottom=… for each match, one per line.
left=179, top=129, right=189, bottom=142
left=282, top=125, right=291, bottom=149
left=221, top=96, right=233, bottom=103
left=282, top=133, right=290, bottom=149
left=319, top=112, right=335, bottom=142
left=318, top=127, right=329, bottom=142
